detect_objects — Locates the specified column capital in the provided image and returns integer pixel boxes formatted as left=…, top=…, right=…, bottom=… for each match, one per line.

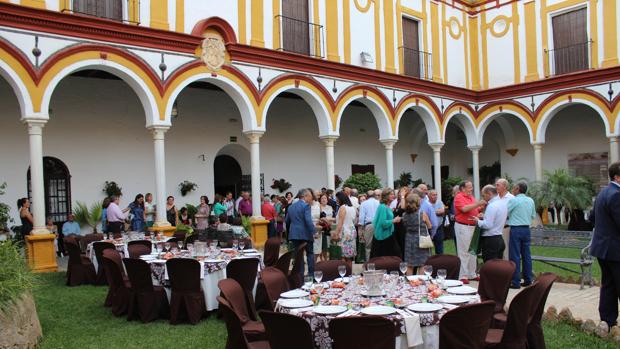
left=608, top=135, right=619, bottom=141
left=244, top=131, right=264, bottom=144
left=380, top=138, right=398, bottom=149
left=320, top=135, right=339, bottom=146
left=428, top=142, right=444, bottom=151
left=531, top=142, right=545, bottom=148
left=23, top=118, right=47, bottom=135
left=148, top=125, right=170, bottom=139
left=468, top=145, right=482, bottom=152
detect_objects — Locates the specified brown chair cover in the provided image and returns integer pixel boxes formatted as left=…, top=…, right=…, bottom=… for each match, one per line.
left=260, top=267, right=290, bottom=310
left=439, top=300, right=495, bottom=349
left=274, top=250, right=293, bottom=276
left=485, top=283, right=538, bottom=348
left=101, top=255, right=130, bottom=316
left=263, top=237, right=281, bottom=267
left=166, top=237, right=179, bottom=249
left=93, top=241, right=116, bottom=285
left=173, top=231, right=186, bottom=241
left=80, top=233, right=104, bottom=253
left=103, top=249, right=128, bottom=306
left=128, top=244, right=151, bottom=258
left=122, top=258, right=169, bottom=322
left=478, top=260, right=516, bottom=314
left=364, top=256, right=403, bottom=273
left=185, top=234, right=198, bottom=245
left=424, top=254, right=461, bottom=279
left=128, top=240, right=152, bottom=252
left=218, top=296, right=270, bottom=349
left=259, top=310, right=314, bottom=349
left=218, top=279, right=266, bottom=341
left=289, top=242, right=307, bottom=289
left=226, top=258, right=260, bottom=320
left=315, top=260, right=352, bottom=281
left=526, top=273, right=557, bottom=349
left=64, top=238, right=96, bottom=286
left=329, top=316, right=397, bottom=349
left=167, top=258, right=205, bottom=324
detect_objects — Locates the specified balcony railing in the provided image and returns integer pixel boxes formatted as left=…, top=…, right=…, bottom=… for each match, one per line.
left=275, top=15, right=324, bottom=58
left=61, top=0, right=140, bottom=25
left=545, top=40, right=592, bottom=76
left=399, top=46, right=432, bottom=80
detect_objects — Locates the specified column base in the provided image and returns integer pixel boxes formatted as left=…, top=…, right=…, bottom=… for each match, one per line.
left=250, top=218, right=269, bottom=250
left=148, top=222, right=176, bottom=237
left=25, top=234, right=58, bottom=273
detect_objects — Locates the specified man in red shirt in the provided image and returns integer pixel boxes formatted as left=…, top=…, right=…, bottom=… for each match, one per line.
left=454, top=180, right=486, bottom=283
left=261, top=195, right=277, bottom=238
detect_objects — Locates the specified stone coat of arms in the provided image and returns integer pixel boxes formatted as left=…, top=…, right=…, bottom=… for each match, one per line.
left=201, top=37, right=226, bottom=71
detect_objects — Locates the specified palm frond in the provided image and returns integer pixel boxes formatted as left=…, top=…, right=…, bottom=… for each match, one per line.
left=73, top=201, right=103, bottom=232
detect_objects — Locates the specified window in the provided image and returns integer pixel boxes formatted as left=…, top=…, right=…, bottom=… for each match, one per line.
left=351, top=165, right=375, bottom=175
left=277, top=0, right=324, bottom=57
left=27, top=157, right=72, bottom=224
left=71, top=0, right=123, bottom=21
left=400, top=17, right=432, bottom=79
left=550, top=7, right=589, bottom=75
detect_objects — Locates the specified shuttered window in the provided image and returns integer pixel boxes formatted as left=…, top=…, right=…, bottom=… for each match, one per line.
left=72, top=0, right=123, bottom=21
left=402, top=17, right=420, bottom=78
left=551, top=8, right=589, bottom=75
left=281, top=0, right=310, bottom=55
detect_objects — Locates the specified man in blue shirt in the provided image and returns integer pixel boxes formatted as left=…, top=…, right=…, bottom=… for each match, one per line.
left=507, top=181, right=537, bottom=289
left=62, top=214, right=81, bottom=236
left=428, top=189, right=446, bottom=254
left=285, top=189, right=317, bottom=281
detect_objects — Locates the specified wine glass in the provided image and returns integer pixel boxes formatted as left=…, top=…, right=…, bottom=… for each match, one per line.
left=367, top=263, right=375, bottom=271
left=399, top=262, right=408, bottom=276
left=232, top=239, right=239, bottom=250
left=314, top=270, right=323, bottom=284
left=164, top=242, right=171, bottom=253
left=238, top=240, right=246, bottom=251
left=304, top=275, right=314, bottom=289
left=423, top=265, right=433, bottom=280
left=170, top=246, right=178, bottom=254
left=177, top=240, right=184, bottom=250
left=149, top=232, right=155, bottom=241
left=437, top=268, right=447, bottom=288
left=187, top=243, right=194, bottom=257
left=338, top=265, right=347, bottom=278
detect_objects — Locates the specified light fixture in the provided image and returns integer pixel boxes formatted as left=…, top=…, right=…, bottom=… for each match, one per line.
left=360, top=51, right=374, bottom=64
left=171, top=101, right=179, bottom=119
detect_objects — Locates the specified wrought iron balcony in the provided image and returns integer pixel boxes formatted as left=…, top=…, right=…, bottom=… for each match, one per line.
left=275, top=15, right=324, bottom=58
left=545, top=40, right=592, bottom=76
left=399, top=46, right=432, bottom=80
left=61, top=0, right=140, bottom=25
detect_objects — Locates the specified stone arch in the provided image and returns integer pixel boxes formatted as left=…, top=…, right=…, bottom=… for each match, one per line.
left=0, top=40, right=37, bottom=118
left=442, top=109, right=478, bottom=147
left=394, top=95, right=442, bottom=143
left=476, top=102, right=535, bottom=144
left=335, top=86, right=394, bottom=140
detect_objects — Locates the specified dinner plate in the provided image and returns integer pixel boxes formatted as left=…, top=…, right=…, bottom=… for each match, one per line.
left=279, top=299, right=314, bottom=308
left=361, top=306, right=396, bottom=316
left=407, top=275, right=429, bottom=281
left=437, top=295, right=470, bottom=304
left=220, top=248, right=234, bottom=252
left=204, top=259, right=223, bottom=263
left=447, top=286, right=477, bottom=295
left=140, top=255, right=156, bottom=260
left=443, top=279, right=463, bottom=288
left=360, top=289, right=386, bottom=297
left=407, top=303, right=443, bottom=313
left=334, top=277, right=351, bottom=283
left=280, top=289, right=310, bottom=298
left=314, top=305, right=348, bottom=315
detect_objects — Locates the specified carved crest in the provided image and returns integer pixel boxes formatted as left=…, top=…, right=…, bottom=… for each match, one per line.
left=201, top=36, right=226, bottom=71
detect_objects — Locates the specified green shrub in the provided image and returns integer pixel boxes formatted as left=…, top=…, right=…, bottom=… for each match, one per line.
left=343, top=173, right=382, bottom=193
left=0, top=240, right=36, bottom=312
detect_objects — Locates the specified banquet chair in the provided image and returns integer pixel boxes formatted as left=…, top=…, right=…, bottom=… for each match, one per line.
left=424, top=254, right=461, bottom=279
left=218, top=296, right=270, bottom=349
left=439, top=300, right=496, bottom=349
left=263, top=237, right=281, bottom=267
left=485, top=283, right=538, bottom=348
left=260, top=267, right=290, bottom=310
left=79, top=233, right=104, bottom=253
left=259, top=310, right=314, bottom=349
left=93, top=241, right=116, bottom=285
left=166, top=237, right=180, bottom=248
left=185, top=233, right=198, bottom=245
left=329, top=316, right=396, bottom=349
left=128, top=240, right=152, bottom=253
left=525, top=273, right=557, bottom=349
left=101, top=255, right=131, bottom=317
left=218, top=279, right=266, bottom=341
left=173, top=231, right=186, bottom=241
left=103, top=249, right=129, bottom=306
left=274, top=250, right=293, bottom=276
left=226, top=258, right=260, bottom=317
left=128, top=244, right=151, bottom=258
left=123, top=258, right=170, bottom=323
left=289, top=242, right=307, bottom=289
left=314, top=260, right=352, bottom=281
left=217, top=230, right=234, bottom=247
left=364, top=256, right=402, bottom=273
left=63, top=238, right=96, bottom=286
left=167, top=258, right=205, bottom=325
left=478, top=260, right=516, bottom=314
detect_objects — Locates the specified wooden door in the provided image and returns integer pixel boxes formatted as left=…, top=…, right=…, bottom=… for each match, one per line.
left=282, top=0, right=310, bottom=55
left=552, top=8, right=588, bottom=75
left=402, top=17, right=420, bottom=77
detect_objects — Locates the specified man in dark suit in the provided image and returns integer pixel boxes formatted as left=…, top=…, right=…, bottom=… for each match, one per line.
left=590, top=161, right=620, bottom=328
left=285, top=189, right=317, bottom=280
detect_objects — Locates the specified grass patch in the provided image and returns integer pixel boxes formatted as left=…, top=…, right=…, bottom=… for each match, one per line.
left=0, top=240, right=37, bottom=312
left=33, top=271, right=613, bottom=349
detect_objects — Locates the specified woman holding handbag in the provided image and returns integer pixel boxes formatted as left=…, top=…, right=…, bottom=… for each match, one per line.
left=332, top=191, right=357, bottom=262
left=370, top=188, right=402, bottom=258
left=402, top=193, right=433, bottom=275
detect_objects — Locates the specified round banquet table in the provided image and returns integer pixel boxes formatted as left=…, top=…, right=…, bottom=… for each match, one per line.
left=276, top=275, right=480, bottom=349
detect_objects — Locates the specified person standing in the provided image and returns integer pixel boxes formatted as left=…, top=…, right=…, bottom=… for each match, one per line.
left=333, top=191, right=357, bottom=262
left=144, top=193, right=156, bottom=229
left=166, top=196, right=178, bottom=226
left=128, top=194, right=146, bottom=232
left=454, top=181, right=486, bottom=283
left=318, top=193, right=335, bottom=261
left=589, top=162, right=620, bottom=328
left=17, top=198, right=33, bottom=236
left=212, top=194, right=227, bottom=217
left=261, top=195, right=277, bottom=238
left=474, top=185, right=508, bottom=262
left=414, top=185, right=438, bottom=251
left=195, top=195, right=210, bottom=234
left=224, top=192, right=235, bottom=221
left=358, top=189, right=380, bottom=259
left=285, top=189, right=316, bottom=279
left=428, top=189, right=446, bottom=254
left=238, top=192, right=253, bottom=217
left=370, top=188, right=402, bottom=258
left=107, top=196, right=129, bottom=237
left=402, top=193, right=432, bottom=275
left=507, top=181, right=537, bottom=289
left=310, top=190, right=323, bottom=262
left=495, top=178, right=514, bottom=260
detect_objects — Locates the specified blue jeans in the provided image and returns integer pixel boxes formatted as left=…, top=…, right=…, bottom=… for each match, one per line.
left=509, top=226, right=532, bottom=285
left=292, top=239, right=314, bottom=279
left=433, top=226, right=444, bottom=255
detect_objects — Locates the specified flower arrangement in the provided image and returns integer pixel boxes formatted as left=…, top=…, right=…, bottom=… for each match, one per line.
left=178, top=180, right=198, bottom=196
left=270, top=178, right=292, bottom=193
left=103, top=181, right=122, bottom=197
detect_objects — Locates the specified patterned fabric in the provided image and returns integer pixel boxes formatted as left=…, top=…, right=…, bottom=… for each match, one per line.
left=402, top=210, right=432, bottom=267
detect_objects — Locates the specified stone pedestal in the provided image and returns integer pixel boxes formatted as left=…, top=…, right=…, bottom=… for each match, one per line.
left=250, top=218, right=269, bottom=249
left=25, top=234, right=57, bottom=273
left=148, top=225, right=176, bottom=237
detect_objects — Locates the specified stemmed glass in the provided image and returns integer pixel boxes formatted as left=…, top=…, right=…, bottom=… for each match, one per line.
left=177, top=240, right=184, bottom=250
left=232, top=239, right=239, bottom=250
left=423, top=265, right=433, bottom=281
left=338, top=265, right=347, bottom=279
left=437, top=269, right=447, bottom=288
left=367, top=263, right=376, bottom=272
left=187, top=243, right=194, bottom=257
left=238, top=240, right=245, bottom=251
left=314, top=270, right=323, bottom=284
left=399, top=262, right=408, bottom=278
left=304, top=275, right=314, bottom=289
left=164, top=242, right=171, bottom=253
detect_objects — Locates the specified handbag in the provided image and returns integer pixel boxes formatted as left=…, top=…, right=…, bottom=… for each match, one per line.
left=328, top=239, right=342, bottom=260
left=418, top=210, right=434, bottom=249
left=468, top=225, right=484, bottom=255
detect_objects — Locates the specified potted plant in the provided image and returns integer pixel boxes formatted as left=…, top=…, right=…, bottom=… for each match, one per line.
left=0, top=182, right=13, bottom=239
left=394, top=172, right=412, bottom=188
left=178, top=181, right=198, bottom=197
left=73, top=201, right=103, bottom=233
left=342, top=173, right=382, bottom=193
left=103, top=181, right=122, bottom=197
left=270, top=178, right=292, bottom=193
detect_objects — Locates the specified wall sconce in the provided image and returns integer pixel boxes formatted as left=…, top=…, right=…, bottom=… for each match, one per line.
left=171, top=101, right=179, bottom=119
left=360, top=52, right=374, bottom=64
left=410, top=154, right=418, bottom=163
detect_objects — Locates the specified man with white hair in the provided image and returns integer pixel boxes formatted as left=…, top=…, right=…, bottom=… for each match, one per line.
left=474, top=185, right=508, bottom=262
left=350, top=188, right=360, bottom=209
left=358, top=189, right=380, bottom=258
left=495, top=178, right=514, bottom=259
left=428, top=189, right=445, bottom=254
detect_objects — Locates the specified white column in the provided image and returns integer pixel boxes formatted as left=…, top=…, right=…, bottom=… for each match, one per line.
left=321, top=136, right=338, bottom=190
left=150, top=126, right=170, bottom=226
left=609, top=136, right=619, bottom=164
left=381, top=140, right=397, bottom=188
left=429, top=143, right=444, bottom=202
left=533, top=143, right=544, bottom=182
left=246, top=132, right=264, bottom=218
left=469, top=145, right=482, bottom=199
left=25, top=119, right=48, bottom=234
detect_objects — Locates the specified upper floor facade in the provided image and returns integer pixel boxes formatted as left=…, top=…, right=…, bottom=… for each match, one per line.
left=3, top=0, right=618, bottom=90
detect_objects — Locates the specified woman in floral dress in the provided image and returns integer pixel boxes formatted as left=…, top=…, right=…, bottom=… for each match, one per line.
left=333, top=191, right=357, bottom=261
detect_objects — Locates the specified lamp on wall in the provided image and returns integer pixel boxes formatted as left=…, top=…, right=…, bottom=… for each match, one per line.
left=171, top=101, right=179, bottom=119
left=360, top=52, right=374, bottom=64
left=410, top=154, right=418, bottom=163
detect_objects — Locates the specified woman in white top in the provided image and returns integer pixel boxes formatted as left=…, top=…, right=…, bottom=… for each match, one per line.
left=144, top=193, right=155, bottom=228
left=319, top=193, right=334, bottom=261
left=333, top=191, right=357, bottom=261
left=310, top=190, right=323, bottom=261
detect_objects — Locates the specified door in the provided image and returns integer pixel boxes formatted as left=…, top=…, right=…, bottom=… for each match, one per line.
left=27, top=157, right=72, bottom=225
left=351, top=164, right=375, bottom=175
left=552, top=8, right=588, bottom=75
left=402, top=17, right=421, bottom=78
left=214, top=155, right=242, bottom=198
left=281, top=0, right=310, bottom=55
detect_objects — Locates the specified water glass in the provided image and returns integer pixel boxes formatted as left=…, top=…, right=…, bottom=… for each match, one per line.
left=399, top=262, right=408, bottom=276
left=238, top=240, right=245, bottom=251
left=367, top=263, right=376, bottom=271
left=187, top=243, right=194, bottom=257
left=304, top=275, right=314, bottom=288
left=177, top=241, right=184, bottom=250
left=338, top=265, right=347, bottom=278
left=232, top=239, right=239, bottom=250
left=437, top=268, right=447, bottom=281
left=314, top=270, right=323, bottom=284
left=423, top=265, right=433, bottom=279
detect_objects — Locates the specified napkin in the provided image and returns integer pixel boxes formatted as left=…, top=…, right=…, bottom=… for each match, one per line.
left=398, top=310, right=423, bottom=347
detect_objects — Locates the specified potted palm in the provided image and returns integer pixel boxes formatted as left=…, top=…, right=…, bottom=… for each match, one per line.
left=73, top=201, right=103, bottom=233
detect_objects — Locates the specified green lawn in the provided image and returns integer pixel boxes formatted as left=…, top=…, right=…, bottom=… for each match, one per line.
left=33, top=272, right=616, bottom=349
